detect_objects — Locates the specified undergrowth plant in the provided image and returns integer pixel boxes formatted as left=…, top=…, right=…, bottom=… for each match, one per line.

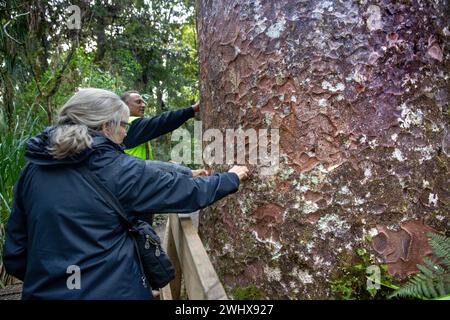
left=0, top=107, right=43, bottom=287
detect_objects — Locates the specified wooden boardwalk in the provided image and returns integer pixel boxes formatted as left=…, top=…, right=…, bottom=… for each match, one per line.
left=0, top=283, right=22, bottom=300
left=161, top=213, right=227, bottom=300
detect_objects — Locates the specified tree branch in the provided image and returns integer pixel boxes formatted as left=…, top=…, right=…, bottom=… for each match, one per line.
left=2, top=12, right=30, bottom=45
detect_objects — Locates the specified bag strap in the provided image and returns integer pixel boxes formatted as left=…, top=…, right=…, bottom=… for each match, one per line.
left=78, top=164, right=150, bottom=288
left=78, top=165, right=133, bottom=229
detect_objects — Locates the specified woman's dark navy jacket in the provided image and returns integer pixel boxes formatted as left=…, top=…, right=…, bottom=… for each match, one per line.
left=2, top=107, right=240, bottom=299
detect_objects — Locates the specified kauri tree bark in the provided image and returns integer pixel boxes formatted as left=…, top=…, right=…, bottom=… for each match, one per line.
left=197, top=0, right=449, bottom=299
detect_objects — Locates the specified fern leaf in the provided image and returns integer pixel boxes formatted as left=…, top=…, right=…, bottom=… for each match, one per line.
left=443, top=257, right=450, bottom=270
left=390, top=280, right=423, bottom=299
left=428, top=232, right=450, bottom=258
left=420, top=279, right=430, bottom=297
left=428, top=279, right=439, bottom=298
left=423, top=257, right=444, bottom=275
left=417, top=264, right=433, bottom=278
left=437, top=281, right=446, bottom=296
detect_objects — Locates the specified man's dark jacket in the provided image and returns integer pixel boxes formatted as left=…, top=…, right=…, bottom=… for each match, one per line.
left=123, top=106, right=195, bottom=149
left=2, top=124, right=239, bottom=299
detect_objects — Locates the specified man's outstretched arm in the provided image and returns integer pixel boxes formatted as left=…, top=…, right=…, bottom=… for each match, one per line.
left=123, top=106, right=196, bottom=149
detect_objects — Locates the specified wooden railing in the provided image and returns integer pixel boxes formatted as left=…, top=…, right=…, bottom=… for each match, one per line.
left=160, top=214, right=228, bottom=300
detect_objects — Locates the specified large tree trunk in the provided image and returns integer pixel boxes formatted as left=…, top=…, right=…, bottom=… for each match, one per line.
left=197, top=0, right=449, bottom=299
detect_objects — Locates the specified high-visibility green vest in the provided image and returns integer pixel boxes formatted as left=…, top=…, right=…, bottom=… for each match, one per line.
left=124, top=116, right=154, bottom=160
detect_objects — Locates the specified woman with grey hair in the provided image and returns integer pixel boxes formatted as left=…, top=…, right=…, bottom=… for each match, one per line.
left=3, top=88, right=249, bottom=300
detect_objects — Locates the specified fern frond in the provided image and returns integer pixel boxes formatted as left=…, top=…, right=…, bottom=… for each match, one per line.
left=417, top=264, right=433, bottom=278
left=423, top=257, right=445, bottom=275
left=427, top=232, right=450, bottom=271
left=428, top=232, right=450, bottom=258
left=443, top=257, right=450, bottom=270
left=428, top=279, right=439, bottom=298
left=437, top=280, right=446, bottom=296
left=390, top=277, right=425, bottom=299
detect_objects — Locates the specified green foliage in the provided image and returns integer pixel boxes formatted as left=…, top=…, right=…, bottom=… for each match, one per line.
left=110, top=48, right=143, bottom=89
left=0, top=107, right=44, bottom=286
left=331, top=247, right=398, bottom=300
left=232, top=285, right=264, bottom=300
left=165, top=23, right=200, bottom=109
left=330, top=278, right=355, bottom=300
left=429, top=232, right=450, bottom=269
left=390, top=233, right=450, bottom=300
left=152, top=214, right=167, bottom=227
left=71, top=48, right=127, bottom=93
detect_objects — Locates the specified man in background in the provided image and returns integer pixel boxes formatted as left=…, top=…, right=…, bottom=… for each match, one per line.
left=121, top=90, right=207, bottom=174
left=121, top=90, right=207, bottom=225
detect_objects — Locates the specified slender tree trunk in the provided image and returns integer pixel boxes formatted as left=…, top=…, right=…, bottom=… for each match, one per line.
left=38, top=7, right=49, bottom=73
left=155, top=84, right=171, bottom=157
left=44, top=40, right=77, bottom=125
left=156, top=85, right=166, bottom=113
left=94, top=16, right=107, bottom=64
left=197, top=0, right=449, bottom=299
left=3, top=76, right=15, bottom=129
left=35, top=0, right=49, bottom=74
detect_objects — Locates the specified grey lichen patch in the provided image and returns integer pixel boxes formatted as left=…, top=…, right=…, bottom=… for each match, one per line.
left=366, top=5, right=382, bottom=31
left=237, top=194, right=255, bottom=216
left=291, top=266, right=314, bottom=284
left=278, top=166, right=295, bottom=180
left=302, top=201, right=320, bottom=215
left=247, top=177, right=276, bottom=194
left=428, top=193, right=438, bottom=207
left=263, top=112, right=273, bottom=126
left=318, top=98, right=328, bottom=108
left=263, top=264, right=282, bottom=282
left=288, top=164, right=335, bottom=214
left=297, top=164, right=330, bottom=188
left=334, top=185, right=353, bottom=206
left=321, top=80, right=345, bottom=92
left=392, top=148, right=407, bottom=162
left=317, top=214, right=351, bottom=240
left=265, top=16, right=286, bottom=39
left=291, top=195, right=319, bottom=215
left=398, top=103, right=424, bottom=129
left=252, top=230, right=283, bottom=255
left=414, top=145, right=435, bottom=164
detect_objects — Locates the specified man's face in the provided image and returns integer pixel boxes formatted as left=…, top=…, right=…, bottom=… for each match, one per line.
left=126, top=93, right=146, bottom=117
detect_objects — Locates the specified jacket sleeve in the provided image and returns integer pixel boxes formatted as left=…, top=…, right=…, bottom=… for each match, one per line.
left=123, top=106, right=195, bottom=149
left=119, top=160, right=240, bottom=214
left=2, top=175, right=28, bottom=281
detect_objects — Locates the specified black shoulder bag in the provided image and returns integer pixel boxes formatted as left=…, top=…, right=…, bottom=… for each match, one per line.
left=79, top=165, right=175, bottom=289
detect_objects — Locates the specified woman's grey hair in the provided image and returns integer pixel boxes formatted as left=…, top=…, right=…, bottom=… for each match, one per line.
left=48, top=88, right=129, bottom=159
